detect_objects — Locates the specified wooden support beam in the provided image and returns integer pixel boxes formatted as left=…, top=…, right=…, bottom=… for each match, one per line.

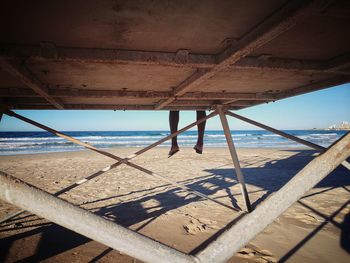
left=155, top=0, right=325, bottom=109
left=0, top=60, right=64, bottom=109
left=195, top=131, right=350, bottom=263
left=218, top=107, right=252, bottom=212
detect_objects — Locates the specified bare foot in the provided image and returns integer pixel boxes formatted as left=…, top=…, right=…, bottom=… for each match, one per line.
left=168, top=146, right=179, bottom=157
left=194, top=144, right=203, bottom=154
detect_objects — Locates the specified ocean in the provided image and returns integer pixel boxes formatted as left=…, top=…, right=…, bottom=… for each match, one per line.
left=0, top=130, right=346, bottom=156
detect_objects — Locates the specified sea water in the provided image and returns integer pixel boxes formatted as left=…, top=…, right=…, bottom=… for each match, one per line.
left=0, top=130, right=346, bottom=155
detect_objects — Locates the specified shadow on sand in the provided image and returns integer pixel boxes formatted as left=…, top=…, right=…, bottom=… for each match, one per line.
left=0, top=150, right=349, bottom=262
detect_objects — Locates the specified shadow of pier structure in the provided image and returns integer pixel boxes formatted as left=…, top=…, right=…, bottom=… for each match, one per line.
left=1, top=149, right=349, bottom=262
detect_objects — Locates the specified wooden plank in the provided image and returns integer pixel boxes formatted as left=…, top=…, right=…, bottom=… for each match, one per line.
left=0, top=60, right=64, bottom=109
left=156, top=0, right=326, bottom=109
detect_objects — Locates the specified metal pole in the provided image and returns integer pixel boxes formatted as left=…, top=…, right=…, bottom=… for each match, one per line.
left=195, top=132, right=350, bottom=263
left=4, top=110, right=235, bottom=213
left=0, top=159, right=124, bottom=225
left=217, top=106, right=252, bottom=212
left=0, top=111, right=219, bottom=224
left=225, top=110, right=350, bottom=170
left=226, top=111, right=323, bottom=150
left=0, top=171, right=194, bottom=263
left=0, top=111, right=218, bottom=225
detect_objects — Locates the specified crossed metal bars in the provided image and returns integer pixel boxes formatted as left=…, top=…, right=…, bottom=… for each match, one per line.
left=0, top=108, right=250, bottom=225
left=1, top=107, right=349, bottom=263
left=2, top=107, right=349, bottom=225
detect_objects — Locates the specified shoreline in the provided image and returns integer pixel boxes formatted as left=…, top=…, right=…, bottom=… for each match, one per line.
left=0, top=145, right=312, bottom=157
left=0, top=129, right=344, bottom=157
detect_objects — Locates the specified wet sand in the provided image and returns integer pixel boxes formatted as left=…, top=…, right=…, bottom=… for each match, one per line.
left=0, top=147, right=349, bottom=263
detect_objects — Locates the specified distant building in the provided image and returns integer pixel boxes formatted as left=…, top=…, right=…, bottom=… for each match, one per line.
left=326, top=121, right=350, bottom=130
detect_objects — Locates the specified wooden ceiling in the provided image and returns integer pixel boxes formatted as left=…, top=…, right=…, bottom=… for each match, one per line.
left=0, top=0, right=349, bottom=110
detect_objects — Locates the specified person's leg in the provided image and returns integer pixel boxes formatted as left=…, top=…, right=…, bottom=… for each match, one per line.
left=194, top=111, right=206, bottom=154
left=169, top=110, right=180, bottom=156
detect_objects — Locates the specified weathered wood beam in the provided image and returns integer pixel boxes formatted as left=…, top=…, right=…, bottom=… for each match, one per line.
left=0, top=60, right=64, bottom=109
left=0, top=44, right=214, bottom=68
left=155, top=0, right=327, bottom=109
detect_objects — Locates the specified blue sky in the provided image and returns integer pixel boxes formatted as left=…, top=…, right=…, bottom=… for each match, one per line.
left=1, top=84, right=349, bottom=131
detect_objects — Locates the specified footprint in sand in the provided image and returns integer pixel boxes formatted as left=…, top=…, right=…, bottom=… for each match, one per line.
left=183, top=218, right=219, bottom=235
left=237, top=246, right=277, bottom=263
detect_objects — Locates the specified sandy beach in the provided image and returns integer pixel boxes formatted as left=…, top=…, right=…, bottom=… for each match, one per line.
left=0, top=147, right=349, bottom=263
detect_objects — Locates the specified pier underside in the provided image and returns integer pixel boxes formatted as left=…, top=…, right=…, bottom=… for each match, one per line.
left=0, top=0, right=350, bottom=110
left=0, top=1, right=350, bottom=263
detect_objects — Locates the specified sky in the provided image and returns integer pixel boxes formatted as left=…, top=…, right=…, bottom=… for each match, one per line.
left=0, top=83, right=349, bottom=131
